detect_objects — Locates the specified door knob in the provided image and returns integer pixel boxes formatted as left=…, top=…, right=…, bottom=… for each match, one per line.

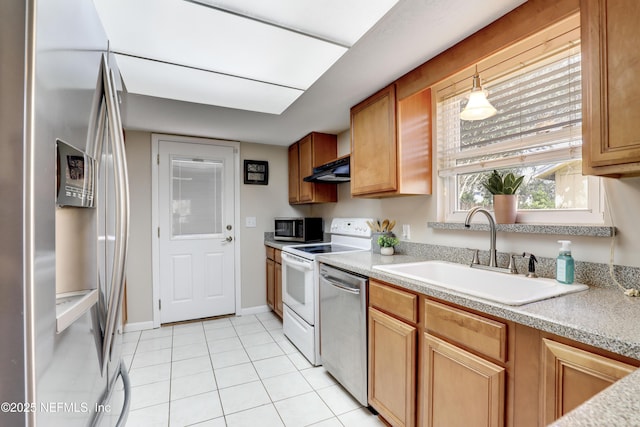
left=222, top=236, right=233, bottom=242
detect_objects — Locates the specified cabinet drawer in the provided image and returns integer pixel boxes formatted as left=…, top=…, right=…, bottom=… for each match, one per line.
left=274, top=249, right=281, bottom=264
left=369, top=280, right=418, bottom=324
left=266, top=246, right=275, bottom=260
left=424, top=299, right=507, bottom=362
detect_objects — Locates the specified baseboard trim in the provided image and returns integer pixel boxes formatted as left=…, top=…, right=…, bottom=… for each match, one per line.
left=239, top=305, right=271, bottom=316
left=123, top=321, right=155, bottom=333
left=128, top=307, right=272, bottom=331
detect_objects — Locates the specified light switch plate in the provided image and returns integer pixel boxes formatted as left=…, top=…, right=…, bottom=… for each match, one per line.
left=402, top=224, right=411, bottom=239
left=245, top=216, right=257, bottom=228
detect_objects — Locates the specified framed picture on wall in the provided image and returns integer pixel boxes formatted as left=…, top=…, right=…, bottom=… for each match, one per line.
left=244, top=160, right=269, bottom=185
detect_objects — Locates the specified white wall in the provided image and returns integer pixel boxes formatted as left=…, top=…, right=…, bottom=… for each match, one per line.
left=123, top=131, right=308, bottom=324
left=125, top=128, right=640, bottom=325
left=125, top=131, right=154, bottom=323
left=239, top=142, right=309, bottom=309
left=313, top=131, right=640, bottom=269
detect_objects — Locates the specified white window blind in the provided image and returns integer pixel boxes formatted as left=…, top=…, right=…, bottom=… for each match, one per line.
left=438, top=47, right=582, bottom=178
left=171, top=157, right=223, bottom=236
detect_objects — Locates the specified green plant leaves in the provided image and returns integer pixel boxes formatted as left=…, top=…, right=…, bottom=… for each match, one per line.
left=377, top=235, right=399, bottom=247
left=481, top=170, right=524, bottom=195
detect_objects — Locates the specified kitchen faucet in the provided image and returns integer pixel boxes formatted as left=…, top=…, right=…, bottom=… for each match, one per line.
left=465, top=207, right=497, bottom=267
left=465, top=207, right=517, bottom=274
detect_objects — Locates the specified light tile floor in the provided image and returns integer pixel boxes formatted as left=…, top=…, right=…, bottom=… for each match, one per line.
left=122, top=311, right=385, bottom=427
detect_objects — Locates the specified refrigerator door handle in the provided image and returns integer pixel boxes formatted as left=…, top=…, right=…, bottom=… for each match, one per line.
left=107, top=62, right=130, bottom=352
left=99, top=54, right=130, bottom=375
left=115, top=359, right=131, bottom=427
left=91, top=95, right=107, bottom=372
left=90, top=358, right=131, bottom=427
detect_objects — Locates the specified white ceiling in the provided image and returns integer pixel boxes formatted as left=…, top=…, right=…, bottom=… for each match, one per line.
left=94, top=0, right=526, bottom=146
left=94, top=0, right=399, bottom=114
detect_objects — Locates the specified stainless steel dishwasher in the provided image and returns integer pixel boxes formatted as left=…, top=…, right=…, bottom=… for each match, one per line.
left=319, top=263, right=368, bottom=406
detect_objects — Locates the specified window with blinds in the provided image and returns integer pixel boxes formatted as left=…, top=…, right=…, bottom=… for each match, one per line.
left=437, top=43, right=603, bottom=224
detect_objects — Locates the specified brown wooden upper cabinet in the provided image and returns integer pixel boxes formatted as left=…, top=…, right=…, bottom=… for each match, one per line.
left=350, top=84, right=432, bottom=197
left=582, top=0, right=640, bottom=177
left=288, top=132, right=338, bottom=204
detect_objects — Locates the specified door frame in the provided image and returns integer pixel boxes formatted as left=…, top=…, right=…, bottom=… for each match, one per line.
left=151, top=133, right=241, bottom=328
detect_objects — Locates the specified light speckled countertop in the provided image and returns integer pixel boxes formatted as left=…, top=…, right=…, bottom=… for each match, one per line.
left=264, top=240, right=291, bottom=251
left=314, top=250, right=640, bottom=426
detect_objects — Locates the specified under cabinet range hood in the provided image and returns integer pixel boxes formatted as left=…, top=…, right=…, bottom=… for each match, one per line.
left=303, top=155, right=350, bottom=183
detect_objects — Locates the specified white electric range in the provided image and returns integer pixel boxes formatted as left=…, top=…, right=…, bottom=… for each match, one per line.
left=281, top=218, right=373, bottom=365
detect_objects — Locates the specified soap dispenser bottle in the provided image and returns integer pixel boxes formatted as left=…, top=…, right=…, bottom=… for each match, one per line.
left=556, top=240, right=575, bottom=284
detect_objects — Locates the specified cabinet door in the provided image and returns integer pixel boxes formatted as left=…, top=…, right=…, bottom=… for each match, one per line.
left=582, top=0, right=640, bottom=175
left=541, top=338, right=636, bottom=424
left=351, top=85, right=397, bottom=196
left=368, top=307, right=416, bottom=427
left=288, top=143, right=300, bottom=203
left=274, top=261, right=283, bottom=318
left=421, top=333, right=505, bottom=427
left=266, top=258, right=275, bottom=310
left=298, top=135, right=314, bottom=203
left=396, top=88, right=432, bottom=195
left=288, top=133, right=337, bottom=204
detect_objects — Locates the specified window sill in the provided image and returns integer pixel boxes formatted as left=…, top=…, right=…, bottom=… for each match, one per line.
left=427, top=222, right=615, bottom=237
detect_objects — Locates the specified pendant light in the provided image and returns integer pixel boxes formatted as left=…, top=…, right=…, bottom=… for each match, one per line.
left=460, top=66, right=497, bottom=121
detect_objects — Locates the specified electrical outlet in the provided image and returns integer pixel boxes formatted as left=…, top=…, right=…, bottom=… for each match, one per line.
left=245, top=217, right=257, bottom=228
left=402, top=224, right=411, bottom=239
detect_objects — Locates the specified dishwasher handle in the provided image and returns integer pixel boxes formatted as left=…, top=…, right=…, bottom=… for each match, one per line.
left=321, top=274, right=361, bottom=295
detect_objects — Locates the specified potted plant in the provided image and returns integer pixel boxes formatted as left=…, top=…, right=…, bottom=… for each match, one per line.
left=377, top=235, right=399, bottom=256
left=481, top=170, right=524, bottom=224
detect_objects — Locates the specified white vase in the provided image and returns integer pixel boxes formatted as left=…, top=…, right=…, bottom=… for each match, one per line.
left=380, top=246, right=394, bottom=256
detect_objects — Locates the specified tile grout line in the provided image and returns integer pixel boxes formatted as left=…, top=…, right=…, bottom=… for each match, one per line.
left=232, top=314, right=347, bottom=426
left=201, top=319, right=226, bottom=426
left=228, top=315, right=289, bottom=425
left=125, top=314, right=366, bottom=426
left=167, top=325, right=174, bottom=426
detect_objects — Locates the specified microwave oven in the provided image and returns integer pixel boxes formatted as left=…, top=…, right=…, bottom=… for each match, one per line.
left=274, top=217, right=323, bottom=242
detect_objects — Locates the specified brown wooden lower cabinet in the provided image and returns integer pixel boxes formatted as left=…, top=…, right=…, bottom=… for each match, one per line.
left=368, top=307, right=416, bottom=427
left=541, top=338, right=637, bottom=424
left=366, top=279, right=640, bottom=427
left=421, top=333, right=505, bottom=427
left=265, top=246, right=282, bottom=319
left=266, top=257, right=275, bottom=309
left=274, top=259, right=282, bottom=317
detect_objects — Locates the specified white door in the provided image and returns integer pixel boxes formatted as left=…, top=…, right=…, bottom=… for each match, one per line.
left=158, top=140, right=236, bottom=323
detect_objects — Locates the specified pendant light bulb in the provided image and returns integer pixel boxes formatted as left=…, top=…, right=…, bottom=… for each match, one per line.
left=460, top=67, right=497, bottom=121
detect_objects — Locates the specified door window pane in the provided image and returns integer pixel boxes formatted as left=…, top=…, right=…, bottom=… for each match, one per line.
left=171, top=157, right=223, bottom=237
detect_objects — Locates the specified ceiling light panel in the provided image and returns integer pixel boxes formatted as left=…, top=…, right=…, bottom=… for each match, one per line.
left=115, top=54, right=304, bottom=114
left=94, top=0, right=349, bottom=90
left=188, top=0, right=400, bottom=47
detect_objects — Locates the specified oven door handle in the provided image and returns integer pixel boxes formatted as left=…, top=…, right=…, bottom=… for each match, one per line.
left=321, top=275, right=361, bottom=295
left=281, top=252, right=314, bottom=271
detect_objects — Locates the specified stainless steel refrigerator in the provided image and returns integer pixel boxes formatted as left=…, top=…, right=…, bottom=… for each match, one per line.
left=0, top=0, right=131, bottom=425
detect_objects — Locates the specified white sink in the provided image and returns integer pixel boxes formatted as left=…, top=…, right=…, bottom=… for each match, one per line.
left=372, top=260, right=588, bottom=306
